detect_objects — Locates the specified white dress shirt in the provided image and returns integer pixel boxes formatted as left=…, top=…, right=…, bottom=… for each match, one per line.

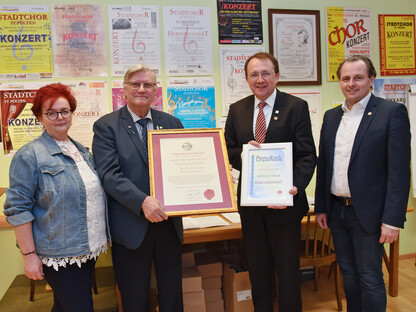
left=330, top=92, right=371, bottom=197
left=330, top=92, right=397, bottom=230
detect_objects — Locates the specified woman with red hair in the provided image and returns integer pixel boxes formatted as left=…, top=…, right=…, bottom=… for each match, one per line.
left=4, top=83, right=109, bottom=312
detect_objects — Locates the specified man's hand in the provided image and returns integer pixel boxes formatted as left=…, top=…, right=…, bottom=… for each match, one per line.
left=379, top=224, right=399, bottom=244
left=268, top=186, right=298, bottom=210
left=248, top=140, right=261, bottom=148
left=142, top=196, right=168, bottom=223
left=316, top=213, right=329, bottom=229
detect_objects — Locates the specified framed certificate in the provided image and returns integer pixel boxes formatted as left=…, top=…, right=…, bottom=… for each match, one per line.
left=268, top=9, right=321, bottom=85
left=148, top=128, right=237, bottom=216
left=241, top=143, right=293, bottom=206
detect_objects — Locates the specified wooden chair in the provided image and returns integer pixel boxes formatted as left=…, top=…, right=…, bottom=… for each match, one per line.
left=300, top=215, right=343, bottom=311
left=29, top=269, right=98, bottom=301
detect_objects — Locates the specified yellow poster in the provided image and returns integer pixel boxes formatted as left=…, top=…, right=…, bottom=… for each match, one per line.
left=326, top=7, right=372, bottom=81
left=0, top=5, right=53, bottom=79
left=379, top=15, right=416, bottom=76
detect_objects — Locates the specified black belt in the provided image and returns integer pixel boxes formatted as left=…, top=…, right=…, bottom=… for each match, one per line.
left=331, top=194, right=353, bottom=206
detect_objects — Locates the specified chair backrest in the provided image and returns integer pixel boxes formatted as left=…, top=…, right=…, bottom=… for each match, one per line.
left=300, top=215, right=336, bottom=266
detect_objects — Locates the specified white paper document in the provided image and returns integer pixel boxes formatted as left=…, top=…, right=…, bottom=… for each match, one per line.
left=183, top=216, right=230, bottom=230
left=221, top=212, right=241, bottom=224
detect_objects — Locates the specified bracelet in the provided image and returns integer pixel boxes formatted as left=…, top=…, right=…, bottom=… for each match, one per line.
left=21, top=249, right=36, bottom=256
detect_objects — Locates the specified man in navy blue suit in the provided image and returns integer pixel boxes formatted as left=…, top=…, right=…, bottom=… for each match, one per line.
left=315, top=55, right=411, bottom=311
left=225, top=52, right=317, bottom=312
left=92, top=64, right=183, bottom=312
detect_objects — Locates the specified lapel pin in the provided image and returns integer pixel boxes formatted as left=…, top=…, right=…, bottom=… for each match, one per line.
left=368, top=112, right=372, bottom=116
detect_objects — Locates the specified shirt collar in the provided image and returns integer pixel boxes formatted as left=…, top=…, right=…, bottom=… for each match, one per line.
left=342, top=91, right=372, bottom=113
left=127, top=105, right=152, bottom=122
left=255, top=89, right=277, bottom=108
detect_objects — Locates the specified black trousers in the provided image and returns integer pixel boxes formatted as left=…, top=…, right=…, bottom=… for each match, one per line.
left=43, top=258, right=96, bottom=312
left=240, top=207, right=302, bottom=312
left=112, top=220, right=183, bottom=312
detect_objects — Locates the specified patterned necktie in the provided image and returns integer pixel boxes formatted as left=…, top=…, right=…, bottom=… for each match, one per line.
left=137, top=118, right=149, bottom=157
left=255, top=101, right=267, bottom=143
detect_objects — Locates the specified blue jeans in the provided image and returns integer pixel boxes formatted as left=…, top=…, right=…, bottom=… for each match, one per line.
left=329, top=199, right=386, bottom=312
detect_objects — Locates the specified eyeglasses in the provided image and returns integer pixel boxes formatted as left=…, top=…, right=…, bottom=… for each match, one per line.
left=43, top=110, right=72, bottom=121
left=248, top=71, right=275, bottom=80
left=125, top=81, right=156, bottom=90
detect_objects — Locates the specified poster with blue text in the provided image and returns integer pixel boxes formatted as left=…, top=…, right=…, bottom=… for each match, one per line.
left=374, top=77, right=416, bottom=108
left=167, top=77, right=216, bottom=128
left=0, top=5, right=52, bottom=80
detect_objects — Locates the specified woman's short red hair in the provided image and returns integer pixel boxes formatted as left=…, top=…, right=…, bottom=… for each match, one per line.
left=32, top=83, right=77, bottom=118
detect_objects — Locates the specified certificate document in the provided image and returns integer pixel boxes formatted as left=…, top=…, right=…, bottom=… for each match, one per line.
left=160, top=136, right=223, bottom=206
left=241, top=143, right=293, bottom=206
left=149, top=128, right=237, bottom=216
left=271, top=13, right=317, bottom=82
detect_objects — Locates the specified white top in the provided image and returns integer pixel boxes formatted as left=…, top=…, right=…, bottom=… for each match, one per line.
left=41, top=140, right=107, bottom=271
left=330, top=92, right=371, bottom=197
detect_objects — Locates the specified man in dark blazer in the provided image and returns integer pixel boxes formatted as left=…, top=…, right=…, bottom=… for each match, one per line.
left=315, top=55, right=411, bottom=311
left=92, top=64, right=183, bottom=312
left=225, top=52, right=317, bottom=312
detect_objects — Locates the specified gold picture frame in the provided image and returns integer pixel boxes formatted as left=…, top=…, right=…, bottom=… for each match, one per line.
left=148, top=128, right=237, bottom=216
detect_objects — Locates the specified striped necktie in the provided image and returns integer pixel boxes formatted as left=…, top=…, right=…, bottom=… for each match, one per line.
left=255, top=101, right=267, bottom=143
left=137, top=118, right=149, bottom=157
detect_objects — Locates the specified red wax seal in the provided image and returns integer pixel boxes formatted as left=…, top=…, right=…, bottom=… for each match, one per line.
left=204, top=189, right=215, bottom=200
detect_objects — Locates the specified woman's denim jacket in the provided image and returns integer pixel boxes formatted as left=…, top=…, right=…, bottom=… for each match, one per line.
left=4, top=131, right=110, bottom=258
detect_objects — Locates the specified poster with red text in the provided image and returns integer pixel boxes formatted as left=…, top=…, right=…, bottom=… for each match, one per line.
left=379, top=15, right=416, bottom=76
left=326, top=7, right=372, bottom=81
left=217, top=0, right=262, bottom=44
left=219, top=46, right=265, bottom=116
left=109, top=5, right=161, bottom=77
left=52, top=5, right=107, bottom=77
left=65, top=80, right=109, bottom=149
left=111, top=80, right=163, bottom=112
left=0, top=82, right=46, bottom=155
left=163, top=6, right=213, bottom=76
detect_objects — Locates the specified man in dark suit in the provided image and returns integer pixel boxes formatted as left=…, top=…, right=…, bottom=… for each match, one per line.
left=315, top=55, right=411, bottom=311
left=225, top=52, right=317, bottom=312
left=92, top=64, right=183, bottom=312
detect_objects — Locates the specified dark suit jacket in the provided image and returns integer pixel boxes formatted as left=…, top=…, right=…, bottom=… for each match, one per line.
left=315, top=94, right=411, bottom=233
left=92, top=106, right=184, bottom=249
left=225, top=89, right=317, bottom=223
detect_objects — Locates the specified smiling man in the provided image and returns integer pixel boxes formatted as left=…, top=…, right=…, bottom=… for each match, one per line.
left=92, top=64, right=184, bottom=311
left=225, top=52, right=316, bottom=312
left=315, top=55, right=411, bottom=312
